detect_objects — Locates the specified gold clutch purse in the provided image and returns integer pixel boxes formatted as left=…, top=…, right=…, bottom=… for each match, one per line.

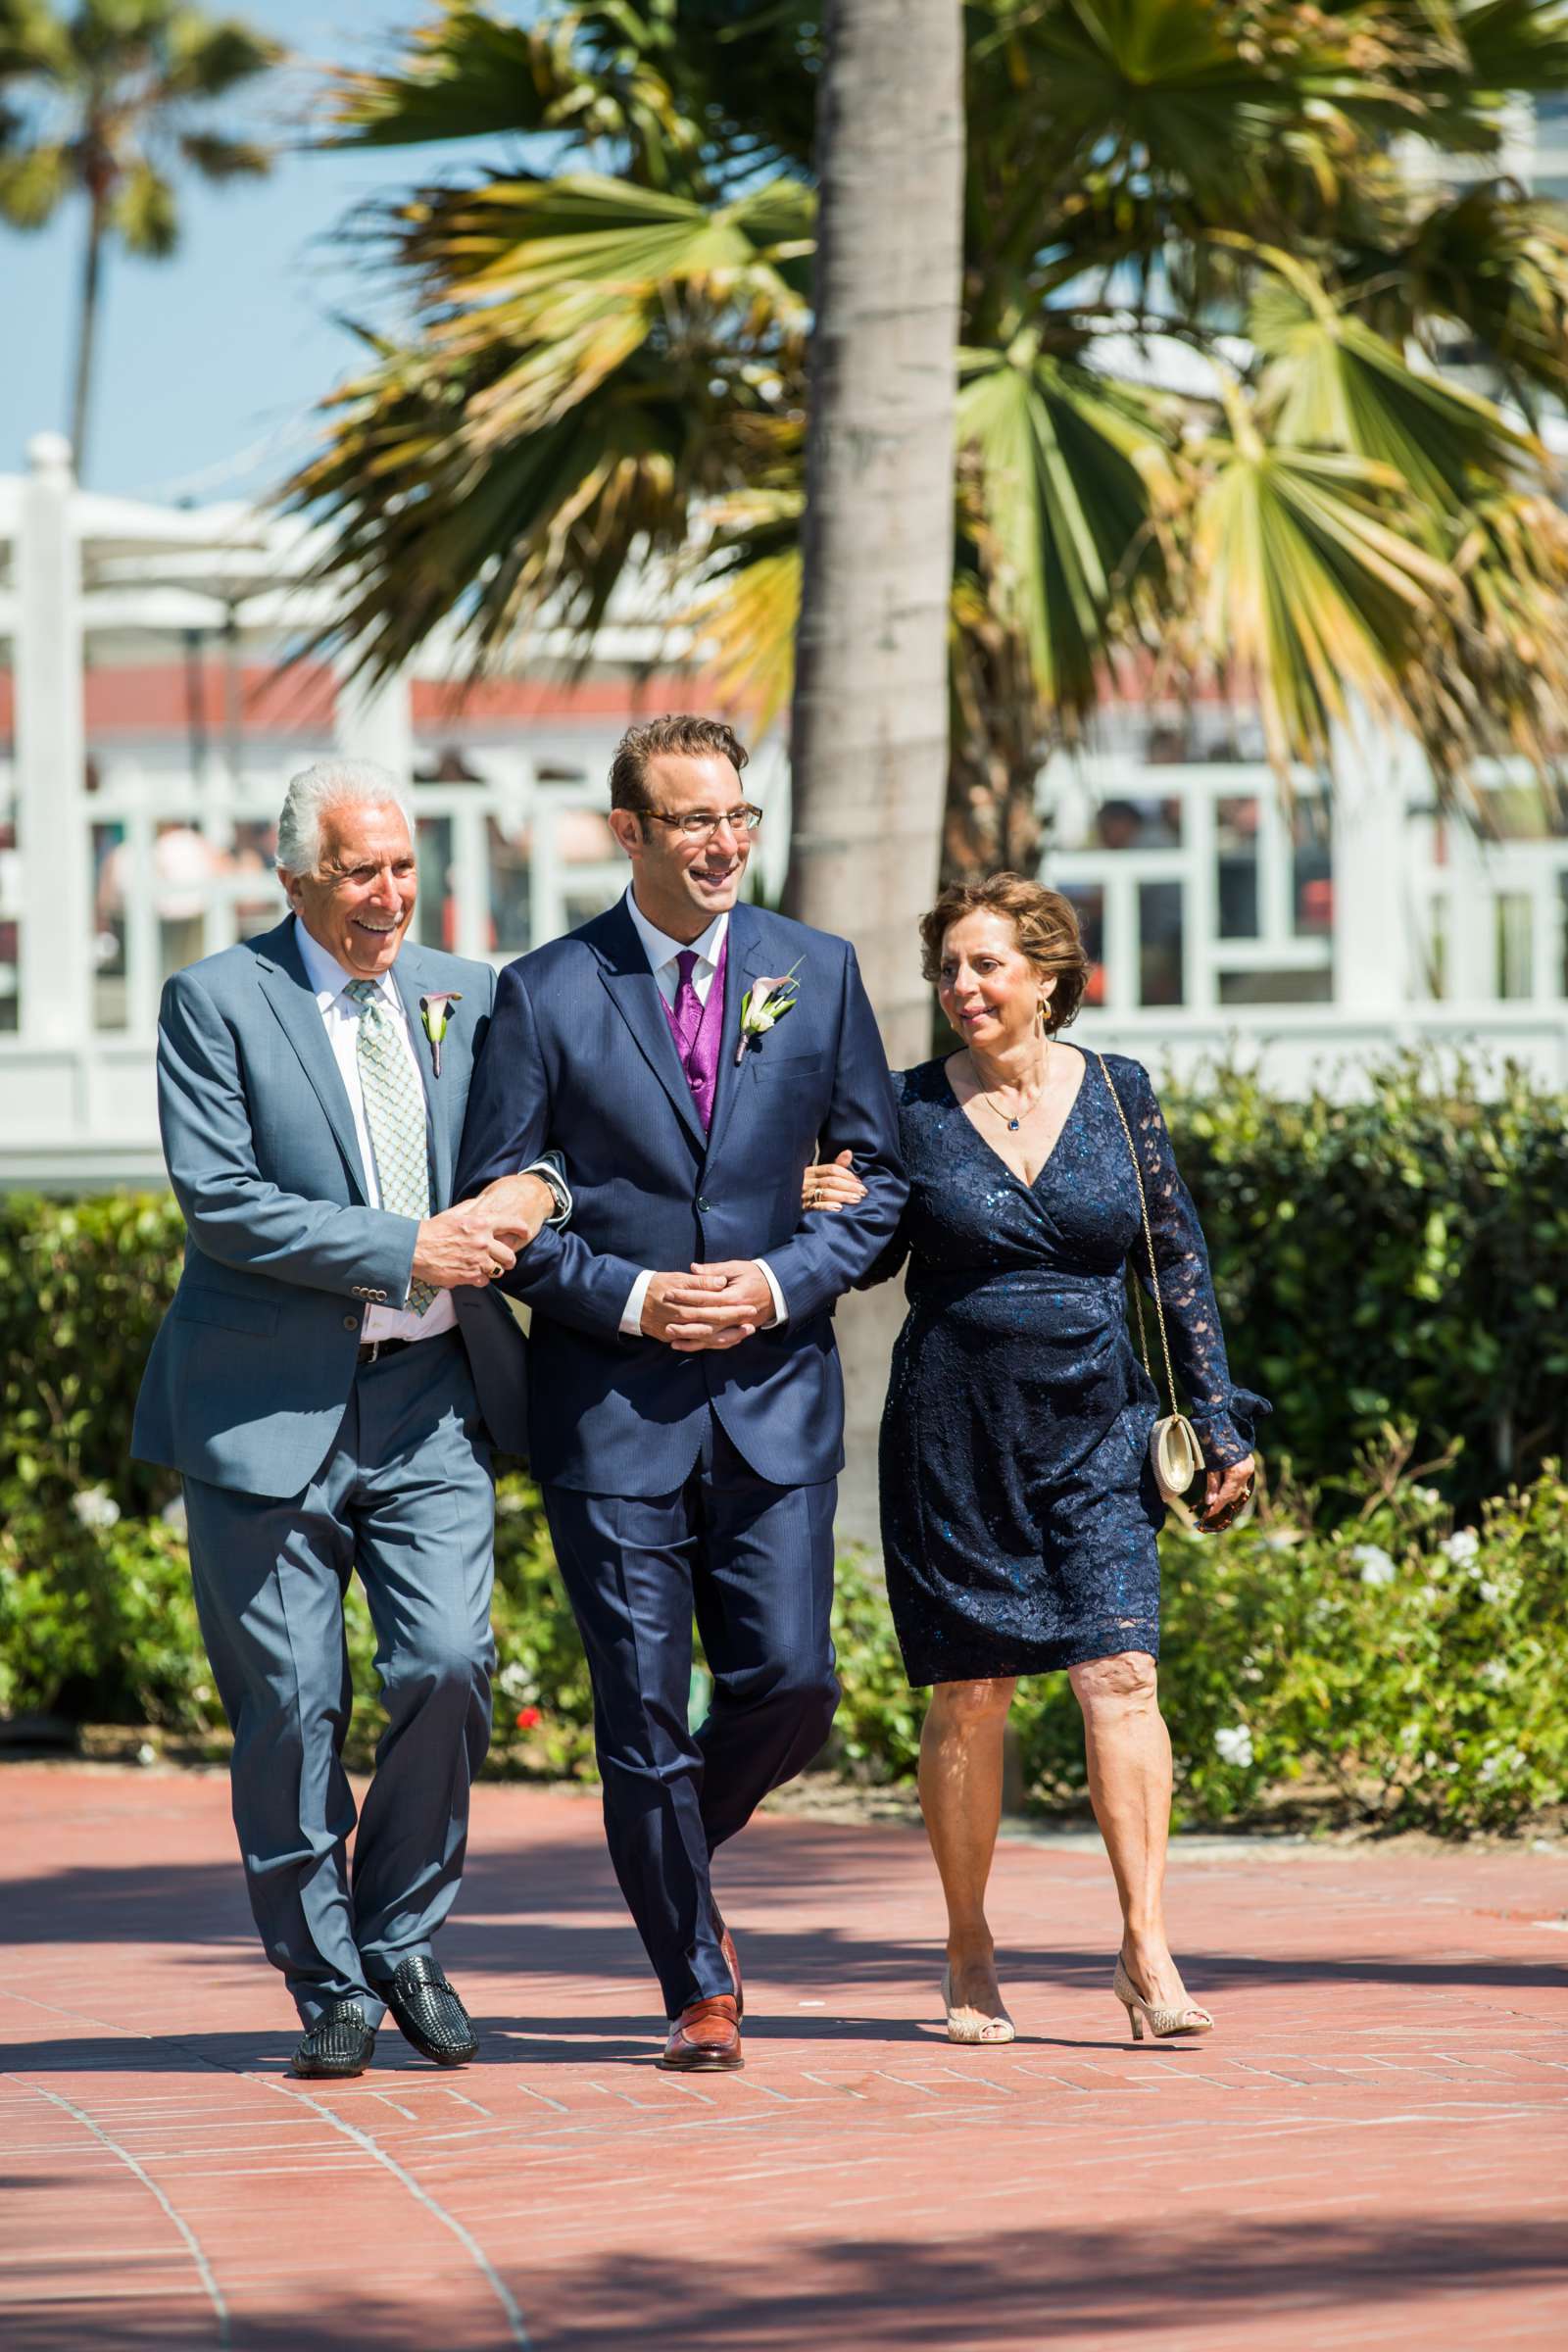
left=1097, top=1054, right=1211, bottom=1534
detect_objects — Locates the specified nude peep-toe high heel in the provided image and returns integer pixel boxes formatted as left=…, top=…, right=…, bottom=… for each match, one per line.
left=943, top=1965, right=1016, bottom=2046
left=1113, top=1956, right=1213, bottom=2040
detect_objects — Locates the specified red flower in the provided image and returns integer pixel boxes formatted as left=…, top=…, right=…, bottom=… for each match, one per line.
left=514, top=1706, right=542, bottom=1730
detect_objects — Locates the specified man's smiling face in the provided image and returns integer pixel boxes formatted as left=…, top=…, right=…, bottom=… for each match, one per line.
left=611, top=751, right=754, bottom=943
left=282, top=799, right=417, bottom=978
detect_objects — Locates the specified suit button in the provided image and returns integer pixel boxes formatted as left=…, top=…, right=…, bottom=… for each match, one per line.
left=342, top=1315, right=359, bottom=1330
left=696, top=1195, right=711, bottom=1213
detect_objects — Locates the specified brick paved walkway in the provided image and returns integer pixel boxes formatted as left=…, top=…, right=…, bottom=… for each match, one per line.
left=0, top=1765, right=1564, bottom=2351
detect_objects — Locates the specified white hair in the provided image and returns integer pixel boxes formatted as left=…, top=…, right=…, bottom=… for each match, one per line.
left=275, top=759, right=416, bottom=877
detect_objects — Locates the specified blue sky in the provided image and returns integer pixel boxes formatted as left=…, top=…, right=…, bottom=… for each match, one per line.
left=0, top=0, right=492, bottom=500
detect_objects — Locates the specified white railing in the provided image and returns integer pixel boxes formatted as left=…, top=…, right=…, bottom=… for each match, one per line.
left=0, top=739, right=792, bottom=1183
left=1044, top=748, right=1568, bottom=1090
left=5, top=732, right=1568, bottom=1182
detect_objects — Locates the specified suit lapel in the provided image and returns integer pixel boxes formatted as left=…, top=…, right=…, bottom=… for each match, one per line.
left=702, top=906, right=772, bottom=1168
left=392, top=949, right=452, bottom=1208
left=594, top=899, right=706, bottom=1150
left=254, top=920, right=369, bottom=1201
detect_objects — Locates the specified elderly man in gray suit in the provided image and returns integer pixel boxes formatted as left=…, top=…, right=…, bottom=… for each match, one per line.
left=133, top=759, right=565, bottom=2080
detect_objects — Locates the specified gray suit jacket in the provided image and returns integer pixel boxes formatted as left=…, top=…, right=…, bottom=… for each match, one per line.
left=132, top=918, right=530, bottom=1499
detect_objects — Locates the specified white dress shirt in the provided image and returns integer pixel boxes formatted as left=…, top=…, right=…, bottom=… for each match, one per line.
left=618, top=888, right=788, bottom=1338
left=294, top=922, right=570, bottom=1343
left=294, top=918, right=457, bottom=1342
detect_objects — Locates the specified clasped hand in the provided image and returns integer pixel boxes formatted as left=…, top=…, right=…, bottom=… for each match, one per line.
left=641, top=1262, right=777, bottom=1351
left=411, top=1173, right=555, bottom=1291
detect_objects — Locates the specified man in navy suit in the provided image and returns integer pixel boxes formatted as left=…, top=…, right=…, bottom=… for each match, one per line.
left=458, top=714, right=906, bottom=2070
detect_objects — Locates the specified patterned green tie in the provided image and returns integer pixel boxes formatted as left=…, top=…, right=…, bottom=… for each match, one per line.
left=347, top=980, right=437, bottom=1314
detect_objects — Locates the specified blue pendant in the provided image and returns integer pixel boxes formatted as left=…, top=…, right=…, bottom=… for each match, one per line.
left=1007, top=1118, right=1020, bottom=1131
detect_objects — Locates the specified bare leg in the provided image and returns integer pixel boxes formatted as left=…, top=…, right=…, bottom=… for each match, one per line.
left=1068, top=1651, right=1205, bottom=2020
left=918, top=1678, right=1017, bottom=2027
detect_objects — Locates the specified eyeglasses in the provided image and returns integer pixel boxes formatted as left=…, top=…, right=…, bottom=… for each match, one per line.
left=645, top=804, right=763, bottom=844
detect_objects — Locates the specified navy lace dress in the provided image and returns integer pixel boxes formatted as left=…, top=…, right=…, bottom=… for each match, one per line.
left=868, top=1051, right=1268, bottom=1687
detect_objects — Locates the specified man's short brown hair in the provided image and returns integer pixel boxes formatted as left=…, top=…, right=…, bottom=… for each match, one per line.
left=608, top=714, right=750, bottom=814
left=918, top=872, right=1093, bottom=1033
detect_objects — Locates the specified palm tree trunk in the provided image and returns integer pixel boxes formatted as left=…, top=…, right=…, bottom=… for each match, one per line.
left=945, top=624, right=1050, bottom=881
left=785, top=0, right=964, bottom=1541
left=71, top=195, right=108, bottom=479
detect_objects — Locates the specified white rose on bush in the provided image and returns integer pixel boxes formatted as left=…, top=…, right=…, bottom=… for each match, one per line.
left=72, top=1487, right=121, bottom=1532
left=1441, top=1528, right=1481, bottom=1565
left=1214, top=1725, right=1254, bottom=1768
left=1351, top=1544, right=1396, bottom=1587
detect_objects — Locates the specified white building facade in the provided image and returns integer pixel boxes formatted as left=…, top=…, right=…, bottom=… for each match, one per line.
left=2, top=435, right=1566, bottom=1189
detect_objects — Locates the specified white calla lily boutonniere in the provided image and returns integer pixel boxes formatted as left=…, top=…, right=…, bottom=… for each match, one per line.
left=735, top=960, right=804, bottom=1064
left=419, top=991, right=463, bottom=1077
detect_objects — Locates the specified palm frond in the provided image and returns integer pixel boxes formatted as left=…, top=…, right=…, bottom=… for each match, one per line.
left=0, top=0, right=71, bottom=76
left=177, top=127, right=270, bottom=177
left=0, top=135, right=69, bottom=222
left=400, top=172, right=813, bottom=311
left=1246, top=246, right=1540, bottom=511
left=112, top=157, right=178, bottom=254
left=1189, top=380, right=1456, bottom=768
left=323, top=1, right=704, bottom=191
left=161, top=15, right=282, bottom=98
left=685, top=479, right=805, bottom=734
left=956, top=335, right=1173, bottom=717
left=1403, top=488, right=1568, bottom=786
left=1355, top=180, right=1568, bottom=413
left=1447, top=0, right=1568, bottom=96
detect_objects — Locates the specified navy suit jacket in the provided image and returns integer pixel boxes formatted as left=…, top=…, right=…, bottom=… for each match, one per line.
left=132, top=918, right=531, bottom=1498
left=455, top=896, right=907, bottom=1494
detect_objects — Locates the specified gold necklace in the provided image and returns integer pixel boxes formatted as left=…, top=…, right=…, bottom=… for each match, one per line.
left=972, top=1041, right=1051, bottom=1133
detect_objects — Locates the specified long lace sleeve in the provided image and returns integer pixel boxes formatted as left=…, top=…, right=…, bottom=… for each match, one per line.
left=1123, top=1062, right=1269, bottom=1470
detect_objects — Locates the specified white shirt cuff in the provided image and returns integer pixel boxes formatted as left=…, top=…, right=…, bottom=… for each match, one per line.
left=523, top=1153, right=571, bottom=1226
left=756, top=1257, right=787, bottom=1329
left=621, top=1267, right=655, bottom=1338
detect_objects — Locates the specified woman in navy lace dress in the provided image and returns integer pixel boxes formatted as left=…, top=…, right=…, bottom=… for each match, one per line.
left=846, top=875, right=1266, bottom=2047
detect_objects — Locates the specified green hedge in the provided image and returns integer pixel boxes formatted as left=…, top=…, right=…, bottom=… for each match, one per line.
left=4, top=1056, right=1567, bottom=1832
left=1160, top=1056, right=1568, bottom=1513
left=6, top=1057, right=1568, bottom=1514
left=3, top=1457, right=1564, bottom=1833
left=0, top=1193, right=185, bottom=1517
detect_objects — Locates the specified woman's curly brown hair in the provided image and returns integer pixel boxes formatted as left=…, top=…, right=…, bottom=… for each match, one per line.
left=918, top=872, right=1092, bottom=1034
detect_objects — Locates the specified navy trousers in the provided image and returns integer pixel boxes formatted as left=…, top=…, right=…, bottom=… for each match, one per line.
left=544, top=1411, right=839, bottom=2017
left=183, top=1332, right=496, bottom=2027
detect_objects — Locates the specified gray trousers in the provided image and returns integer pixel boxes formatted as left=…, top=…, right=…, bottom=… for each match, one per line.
left=184, top=1331, right=495, bottom=2027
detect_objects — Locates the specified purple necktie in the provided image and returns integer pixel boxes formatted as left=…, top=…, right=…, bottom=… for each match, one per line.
left=662, top=940, right=725, bottom=1131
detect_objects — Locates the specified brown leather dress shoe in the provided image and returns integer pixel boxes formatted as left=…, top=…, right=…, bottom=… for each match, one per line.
left=659, top=1994, right=743, bottom=2072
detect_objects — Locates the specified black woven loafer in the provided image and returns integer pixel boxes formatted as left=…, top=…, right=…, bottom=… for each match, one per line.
left=381, top=1955, right=478, bottom=2067
left=291, top=1999, right=375, bottom=2079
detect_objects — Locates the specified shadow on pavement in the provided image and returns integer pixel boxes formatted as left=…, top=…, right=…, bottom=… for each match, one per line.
left=3, top=1837, right=1565, bottom=2008
left=2, top=2218, right=1566, bottom=2351
left=531, top=2222, right=1568, bottom=2349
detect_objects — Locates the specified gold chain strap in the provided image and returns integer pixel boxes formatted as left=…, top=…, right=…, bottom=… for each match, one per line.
left=1096, top=1054, right=1180, bottom=1419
